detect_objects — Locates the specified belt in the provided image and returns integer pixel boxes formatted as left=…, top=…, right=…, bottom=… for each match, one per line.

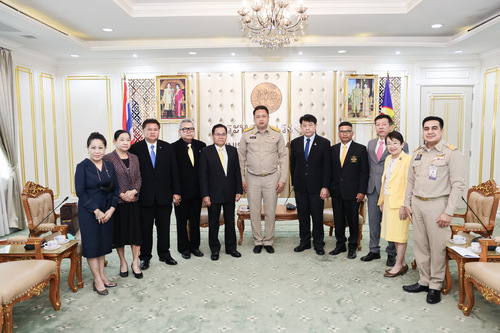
left=249, top=172, right=274, bottom=177
left=414, top=195, right=449, bottom=201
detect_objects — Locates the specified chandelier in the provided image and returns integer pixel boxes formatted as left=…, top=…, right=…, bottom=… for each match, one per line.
left=238, top=0, right=309, bottom=49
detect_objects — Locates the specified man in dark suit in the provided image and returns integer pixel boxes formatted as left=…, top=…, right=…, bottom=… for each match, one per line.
left=361, top=114, right=409, bottom=265
left=329, top=121, right=369, bottom=259
left=172, top=119, right=206, bottom=259
left=129, top=118, right=181, bottom=270
left=290, top=114, right=331, bottom=255
left=199, top=124, right=243, bottom=261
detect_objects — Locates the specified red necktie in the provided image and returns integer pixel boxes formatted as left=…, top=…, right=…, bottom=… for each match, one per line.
left=376, top=140, right=384, bottom=162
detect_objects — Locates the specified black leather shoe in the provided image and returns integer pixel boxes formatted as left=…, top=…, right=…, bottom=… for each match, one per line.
left=403, top=283, right=429, bottom=293
left=191, top=249, right=204, bottom=257
left=294, top=244, right=311, bottom=252
left=426, top=289, right=441, bottom=304
left=386, top=255, right=396, bottom=266
left=329, top=247, right=346, bottom=255
left=264, top=245, right=275, bottom=253
left=93, top=281, right=108, bottom=296
left=119, top=270, right=128, bottom=278
left=182, top=251, right=191, bottom=259
left=226, top=250, right=241, bottom=258
left=131, top=264, right=143, bottom=279
left=315, top=248, right=325, bottom=255
left=211, top=252, right=219, bottom=261
left=160, top=257, right=178, bottom=265
left=139, top=260, right=150, bottom=271
left=253, top=245, right=263, bottom=254
left=360, top=252, right=381, bottom=262
left=347, top=249, right=357, bottom=259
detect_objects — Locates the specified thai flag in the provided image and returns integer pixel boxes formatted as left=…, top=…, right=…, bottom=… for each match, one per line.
left=122, top=78, right=134, bottom=143
left=380, top=74, right=395, bottom=118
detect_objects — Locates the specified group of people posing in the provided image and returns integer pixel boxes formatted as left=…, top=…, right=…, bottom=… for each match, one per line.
left=75, top=105, right=465, bottom=305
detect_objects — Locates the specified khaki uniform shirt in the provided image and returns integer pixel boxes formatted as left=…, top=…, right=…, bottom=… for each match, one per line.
left=404, top=140, right=465, bottom=216
left=238, top=125, right=288, bottom=183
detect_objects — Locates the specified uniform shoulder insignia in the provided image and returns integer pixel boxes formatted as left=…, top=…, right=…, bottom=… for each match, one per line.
left=446, top=143, right=457, bottom=150
left=270, top=126, right=280, bottom=132
left=413, top=146, right=423, bottom=152
left=243, top=126, right=254, bottom=132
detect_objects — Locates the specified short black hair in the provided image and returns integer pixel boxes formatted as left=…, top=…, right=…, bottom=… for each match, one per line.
left=374, top=114, right=393, bottom=125
left=142, top=118, right=160, bottom=130
left=338, top=121, right=353, bottom=129
left=212, top=123, right=227, bottom=135
left=299, top=114, right=317, bottom=124
left=113, top=129, right=130, bottom=141
left=253, top=105, right=269, bottom=116
left=385, top=131, right=404, bottom=145
left=422, top=116, right=444, bottom=129
left=86, top=132, right=107, bottom=148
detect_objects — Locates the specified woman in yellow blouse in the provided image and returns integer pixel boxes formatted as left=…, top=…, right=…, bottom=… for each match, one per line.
left=378, top=131, right=411, bottom=277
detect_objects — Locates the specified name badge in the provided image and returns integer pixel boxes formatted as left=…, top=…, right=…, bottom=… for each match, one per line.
left=350, top=156, right=358, bottom=163
left=429, top=166, right=437, bottom=180
left=250, top=136, right=257, bottom=139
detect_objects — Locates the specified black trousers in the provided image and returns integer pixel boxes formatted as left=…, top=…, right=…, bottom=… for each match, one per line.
left=174, top=197, right=202, bottom=253
left=208, top=202, right=236, bottom=254
left=138, top=203, right=172, bottom=261
left=332, top=197, right=359, bottom=251
left=295, top=191, right=325, bottom=250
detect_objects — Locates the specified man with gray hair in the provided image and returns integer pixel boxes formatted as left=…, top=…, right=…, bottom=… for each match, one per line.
left=172, top=118, right=207, bottom=259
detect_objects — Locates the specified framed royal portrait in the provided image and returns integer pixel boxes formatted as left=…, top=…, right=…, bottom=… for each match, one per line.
left=343, top=74, right=379, bottom=123
left=156, top=75, right=189, bottom=123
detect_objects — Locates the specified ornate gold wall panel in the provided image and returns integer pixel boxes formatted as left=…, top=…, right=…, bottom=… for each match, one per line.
left=481, top=67, right=499, bottom=182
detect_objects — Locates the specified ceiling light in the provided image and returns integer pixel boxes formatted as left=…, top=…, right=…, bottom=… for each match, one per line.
left=298, top=51, right=303, bottom=55
left=431, top=23, right=443, bottom=29
left=395, top=51, right=401, bottom=55
left=188, top=51, right=197, bottom=55
left=231, top=52, right=236, bottom=56
left=337, top=50, right=347, bottom=54
left=70, top=54, right=79, bottom=58
left=132, top=54, right=138, bottom=58
left=454, top=50, right=463, bottom=54
left=102, top=28, right=113, bottom=32
left=238, top=0, right=309, bottom=49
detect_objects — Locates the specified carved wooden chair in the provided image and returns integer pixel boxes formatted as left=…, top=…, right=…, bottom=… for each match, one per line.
left=462, top=237, right=500, bottom=316
left=323, top=197, right=366, bottom=251
left=21, top=181, right=67, bottom=237
left=451, top=179, right=499, bottom=238
left=0, top=237, right=61, bottom=332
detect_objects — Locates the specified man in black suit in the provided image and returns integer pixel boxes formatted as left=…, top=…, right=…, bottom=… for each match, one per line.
left=290, top=114, right=331, bottom=255
left=329, top=121, right=369, bottom=259
left=129, top=118, right=181, bottom=270
left=199, top=124, right=243, bottom=261
left=172, top=119, right=206, bottom=259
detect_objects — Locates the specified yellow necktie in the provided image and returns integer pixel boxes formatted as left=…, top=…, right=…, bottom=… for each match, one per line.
left=219, top=147, right=226, bottom=173
left=187, top=143, right=194, bottom=166
left=340, top=145, right=347, bottom=167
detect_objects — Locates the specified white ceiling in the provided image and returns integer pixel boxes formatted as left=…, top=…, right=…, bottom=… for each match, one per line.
left=1, top=0, right=500, bottom=61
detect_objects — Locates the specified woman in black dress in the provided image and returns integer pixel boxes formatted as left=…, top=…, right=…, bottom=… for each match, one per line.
left=104, top=130, right=143, bottom=279
left=75, top=132, right=119, bottom=295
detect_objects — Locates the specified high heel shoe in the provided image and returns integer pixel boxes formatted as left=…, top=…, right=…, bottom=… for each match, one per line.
left=384, top=265, right=408, bottom=278
left=385, top=264, right=408, bottom=273
left=131, top=264, right=143, bottom=279
left=104, top=282, right=118, bottom=288
left=119, top=269, right=129, bottom=278
left=93, top=281, right=109, bottom=296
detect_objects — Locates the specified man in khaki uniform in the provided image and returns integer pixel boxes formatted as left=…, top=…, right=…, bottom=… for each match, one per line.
left=403, top=116, right=465, bottom=304
left=238, top=105, right=288, bottom=254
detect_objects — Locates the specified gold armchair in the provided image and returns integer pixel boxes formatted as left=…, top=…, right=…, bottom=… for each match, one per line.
left=462, top=237, right=500, bottom=316
left=21, top=181, right=68, bottom=237
left=450, top=179, right=499, bottom=238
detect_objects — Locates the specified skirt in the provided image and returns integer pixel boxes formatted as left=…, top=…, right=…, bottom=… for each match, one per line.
left=381, top=194, right=410, bottom=243
left=112, top=201, right=142, bottom=247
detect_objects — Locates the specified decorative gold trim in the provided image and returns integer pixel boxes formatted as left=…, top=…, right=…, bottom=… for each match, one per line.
left=196, top=72, right=200, bottom=140
left=23, top=181, right=50, bottom=197
left=429, top=94, right=465, bottom=151
left=480, top=68, right=499, bottom=182
left=155, top=74, right=190, bottom=124
left=491, top=69, right=498, bottom=180
left=404, top=75, right=409, bottom=140
left=242, top=72, right=246, bottom=126
left=65, top=75, right=112, bottom=194
left=333, top=71, right=338, bottom=144
left=471, top=179, right=499, bottom=196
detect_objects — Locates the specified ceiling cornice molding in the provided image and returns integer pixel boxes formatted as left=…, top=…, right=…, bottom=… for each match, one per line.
left=0, top=36, right=22, bottom=51
left=112, top=0, right=423, bottom=17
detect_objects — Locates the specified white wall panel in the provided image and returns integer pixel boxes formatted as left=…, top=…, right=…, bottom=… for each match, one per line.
left=65, top=76, right=112, bottom=194
left=480, top=68, right=499, bottom=184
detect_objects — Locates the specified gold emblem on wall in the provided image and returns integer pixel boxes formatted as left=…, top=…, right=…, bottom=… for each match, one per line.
left=251, top=82, right=282, bottom=113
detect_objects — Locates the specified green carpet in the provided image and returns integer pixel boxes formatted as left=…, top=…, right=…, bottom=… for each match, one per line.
left=4, top=220, right=500, bottom=332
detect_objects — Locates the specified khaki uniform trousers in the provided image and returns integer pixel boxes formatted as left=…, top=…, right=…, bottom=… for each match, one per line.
left=246, top=171, right=279, bottom=246
left=412, top=196, right=451, bottom=290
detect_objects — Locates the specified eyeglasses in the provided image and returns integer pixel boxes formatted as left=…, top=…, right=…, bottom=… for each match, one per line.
left=339, top=130, right=352, bottom=134
left=213, top=133, right=227, bottom=137
left=180, top=127, right=195, bottom=132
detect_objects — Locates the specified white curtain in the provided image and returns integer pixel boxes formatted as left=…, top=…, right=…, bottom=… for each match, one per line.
left=0, top=47, right=25, bottom=235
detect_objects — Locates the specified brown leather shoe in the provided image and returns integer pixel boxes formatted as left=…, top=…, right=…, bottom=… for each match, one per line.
left=384, top=265, right=408, bottom=278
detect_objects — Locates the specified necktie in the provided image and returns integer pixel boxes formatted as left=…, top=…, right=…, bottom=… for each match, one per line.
left=218, top=147, right=226, bottom=174
left=376, top=140, right=384, bottom=162
left=150, top=144, right=156, bottom=167
left=187, top=143, right=194, bottom=166
left=305, top=138, right=311, bottom=161
left=340, top=145, right=347, bottom=167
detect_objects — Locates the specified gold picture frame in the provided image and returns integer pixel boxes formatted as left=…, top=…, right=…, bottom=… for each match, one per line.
left=156, top=75, right=189, bottom=123
left=344, top=74, right=379, bottom=123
